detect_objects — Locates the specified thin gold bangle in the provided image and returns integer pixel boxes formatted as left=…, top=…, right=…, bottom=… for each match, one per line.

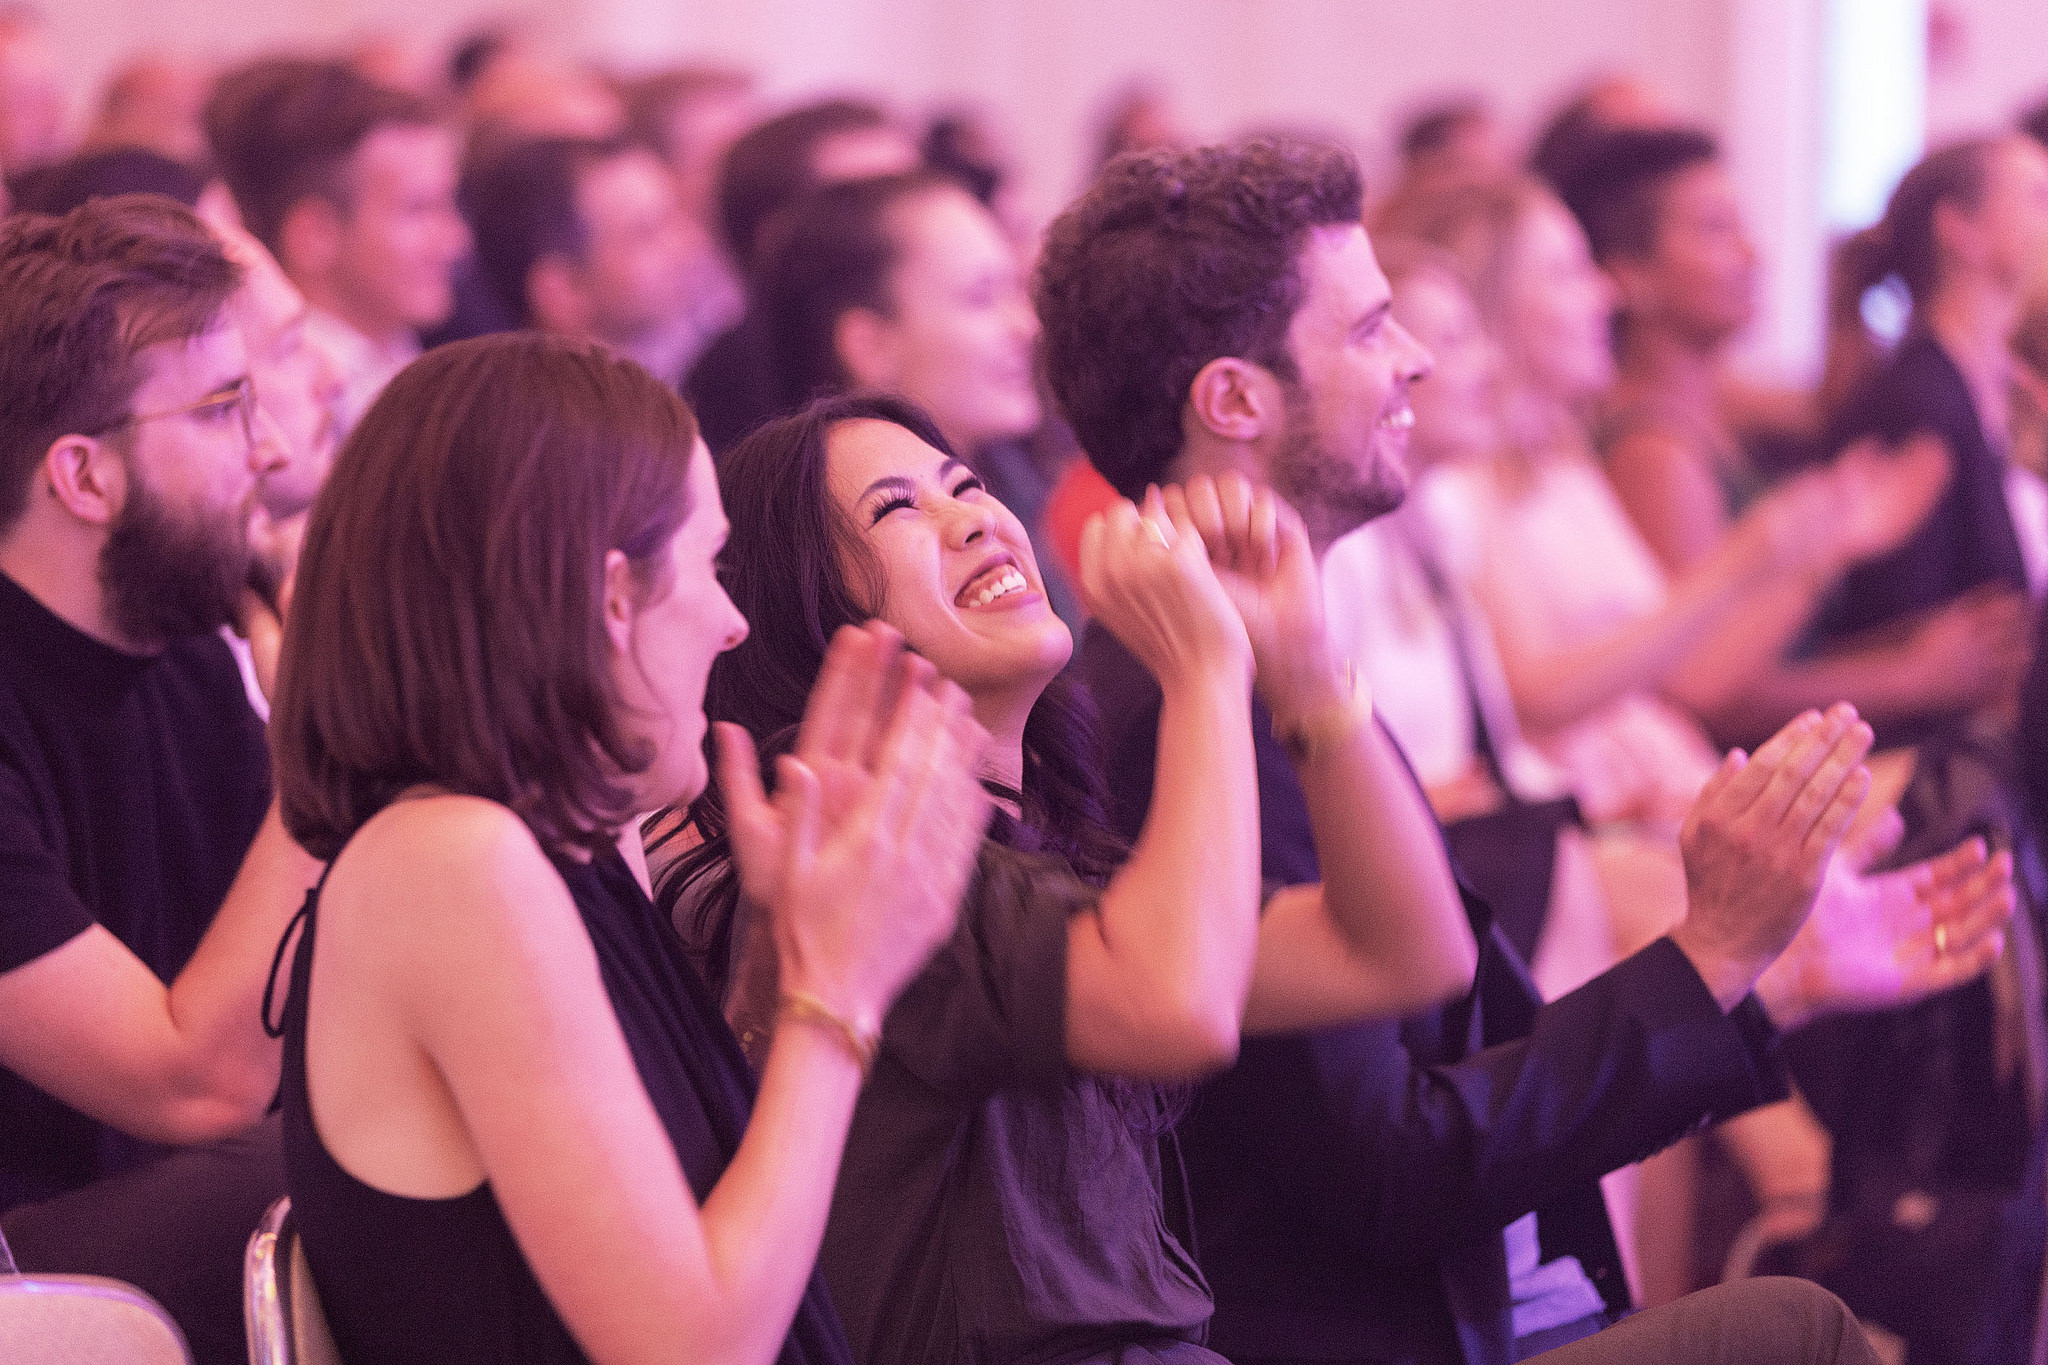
left=1271, top=662, right=1371, bottom=767
left=778, top=991, right=880, bottom=1077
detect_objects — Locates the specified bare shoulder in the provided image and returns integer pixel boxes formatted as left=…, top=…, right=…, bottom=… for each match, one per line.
left=326, top=796, right=577, bottom=953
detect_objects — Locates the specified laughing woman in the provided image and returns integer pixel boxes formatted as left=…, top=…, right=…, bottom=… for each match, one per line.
left=660, top=392, right=1480, bottom=1365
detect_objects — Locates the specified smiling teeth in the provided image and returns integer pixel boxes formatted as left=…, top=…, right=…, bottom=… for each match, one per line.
left=964, top=566, right=1028, bottom=608
left=1379, top=406, right=1415, bottom=430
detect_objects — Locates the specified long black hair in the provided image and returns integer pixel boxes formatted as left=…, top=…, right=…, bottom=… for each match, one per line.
left=652, top=391, right=1123, bottom=999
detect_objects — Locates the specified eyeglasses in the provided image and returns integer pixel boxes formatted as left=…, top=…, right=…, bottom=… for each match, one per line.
left=97, top=376, right=258, bottom=452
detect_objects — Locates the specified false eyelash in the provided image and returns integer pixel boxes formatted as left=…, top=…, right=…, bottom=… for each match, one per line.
left=869, top=494, right=917, bottom=524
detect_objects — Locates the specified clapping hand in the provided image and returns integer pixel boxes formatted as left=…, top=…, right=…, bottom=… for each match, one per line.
left=1671, top=705, right=1875, bottom=1010
left=1825, top=432, right=1952, bottom=571
left=1754, top=809, right=2015, bottom=1030
left=1159, top=474, right=1349, bottom=721
left=1078, top=487, right=1251, bottom=692
left=1733, top=433, right=1950, bottom=582
left=719, top=622, right=992, bottom=1046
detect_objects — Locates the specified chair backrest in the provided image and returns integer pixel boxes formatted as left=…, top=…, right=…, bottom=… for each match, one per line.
left=245, top=1197, right=343, bottom=1365
left=0, top=1272, right=192, bottom=1364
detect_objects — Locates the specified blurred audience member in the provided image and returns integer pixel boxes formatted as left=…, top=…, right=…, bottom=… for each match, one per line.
left=716, top=97, right=918, bottom=277
left=446, top=24, right=521, bottom=101
left=620, top=65, right=760, bottom=369
left=1089, top=80, right=1184, bottom=175
left=1527, top=72, right=1672, bottom=194
left=684, top=97, right=919, bottom=451
left=0, top=194, right=323, bottom=1365
left=9, top=145, right=205, bottom=216
left=80, top=58, right=210, bottom=164
left=752, top=170, right=1080, bottom=626
left=922, top=105, right=1032, bottom=240
left=2013, top=288, right=2048, bottom=480
left=466, top=136, right=704, bottom=383
left=621, top=64, right=756, bottom=231
left=2016, top=292, right=2048, bottom=844
left=1563, top=126, right=1962, bottom=749
left=206, top=58, right=470, bottom=433
left=1810, top=134, right=2048, bottom=747
left=0, top=5, right=62, bottom=182
left=1382, top=95, right=1508, bottom=211
left=460, top=51, right=625, bottom=164
left=2022, top=95, right=2048, bottom=156
left=1564, top=127, right=1773, bottom=561
left=210, top=222, right=342, bottom=565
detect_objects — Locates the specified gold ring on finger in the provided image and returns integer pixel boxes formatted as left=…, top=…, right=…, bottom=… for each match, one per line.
left=1934, top=924, right=1949, bottom=956
left=1145, top=520, right=1171, bottom=550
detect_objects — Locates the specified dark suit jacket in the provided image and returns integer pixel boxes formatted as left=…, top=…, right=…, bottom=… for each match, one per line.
left=1080, top=627, right=1790, bottom=1365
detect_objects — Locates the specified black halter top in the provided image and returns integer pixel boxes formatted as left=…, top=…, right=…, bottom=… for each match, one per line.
left=274, top=844, right=856, bottom=1365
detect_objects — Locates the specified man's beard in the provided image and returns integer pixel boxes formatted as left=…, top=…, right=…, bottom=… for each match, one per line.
left=99, top=477, right=251, bottom=648
left=1266, top=381, right=1406, bottom=547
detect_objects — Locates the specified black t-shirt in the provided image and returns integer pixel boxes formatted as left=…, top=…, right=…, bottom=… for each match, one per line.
left=0, top=571, right=271, bottom=1209
left=819, top=828, right=1220, bottom=1365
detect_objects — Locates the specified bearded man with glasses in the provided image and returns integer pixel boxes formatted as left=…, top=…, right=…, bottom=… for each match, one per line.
left=0, top=193, right=322, bottom=1365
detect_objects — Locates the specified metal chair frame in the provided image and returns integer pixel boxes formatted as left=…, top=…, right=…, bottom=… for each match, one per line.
left=244, top=1197, right=341, bottom=1365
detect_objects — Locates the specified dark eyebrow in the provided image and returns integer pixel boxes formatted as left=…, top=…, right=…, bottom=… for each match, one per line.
left=1353, top=300, right=1391, bottom=335
left=194, top=374, right=252, bottom=404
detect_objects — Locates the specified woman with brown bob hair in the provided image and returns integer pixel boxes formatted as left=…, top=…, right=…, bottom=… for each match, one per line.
left=268, top=332, right=991, bottom=1365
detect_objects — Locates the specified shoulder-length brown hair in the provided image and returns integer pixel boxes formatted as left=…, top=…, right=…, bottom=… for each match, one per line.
left=273, top=332, right=698, bottom=862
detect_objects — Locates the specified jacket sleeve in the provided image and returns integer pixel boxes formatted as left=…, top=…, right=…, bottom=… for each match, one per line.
left=1260, top=934, right=1788, bottom=1259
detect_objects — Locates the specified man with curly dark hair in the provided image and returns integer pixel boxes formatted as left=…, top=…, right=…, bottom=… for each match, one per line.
left=1035, top=139, right=1932, bottom=1365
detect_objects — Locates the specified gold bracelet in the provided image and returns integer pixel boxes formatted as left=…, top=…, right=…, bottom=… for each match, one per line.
left=778, top=991, right=881, bottom=1077
left=1270, top=662, right=1370, bottom=767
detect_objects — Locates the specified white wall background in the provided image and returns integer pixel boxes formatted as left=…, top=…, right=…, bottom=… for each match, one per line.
left=1926, top=0, right=2046, bottom=142
left=38, top=0, right=2048, bottom=382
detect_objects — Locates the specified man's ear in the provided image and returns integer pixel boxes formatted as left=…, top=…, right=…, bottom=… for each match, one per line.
left=42, top=433, right=128, bottom=529
left=276, top=197, right=343, bottom=284
left=1185, top=356, right=1279, bottom=443
left=526, top=256, right=591, bottom=337
left=834, top=306, right=900, bottom=390
left=602, top=547, right=635, bottom=655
